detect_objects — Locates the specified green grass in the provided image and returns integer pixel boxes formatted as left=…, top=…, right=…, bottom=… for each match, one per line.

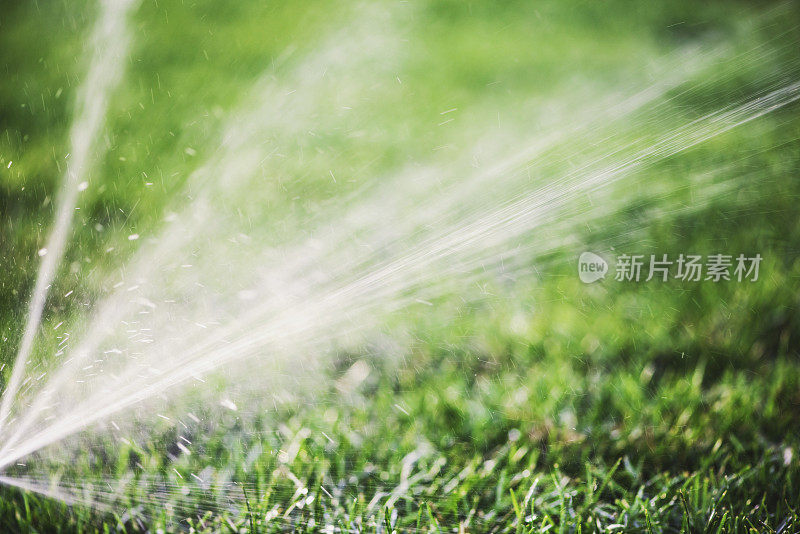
left=1, top=0, right=800, bottom=531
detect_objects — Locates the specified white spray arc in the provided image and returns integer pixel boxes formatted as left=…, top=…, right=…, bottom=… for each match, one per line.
left=0, top=1, right=799, bottom=516
left=0, top=0, right=140, bottom=433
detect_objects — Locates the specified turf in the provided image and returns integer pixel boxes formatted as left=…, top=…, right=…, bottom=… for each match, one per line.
left=1, top=0, right=799, bottom=532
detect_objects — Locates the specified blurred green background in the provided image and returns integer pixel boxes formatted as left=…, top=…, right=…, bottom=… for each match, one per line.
left=1, top=0, right=800, bottom=531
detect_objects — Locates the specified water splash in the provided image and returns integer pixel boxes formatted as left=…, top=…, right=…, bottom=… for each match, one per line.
left=1, top=2, right=799, bottom=524
left=0, top=0, right=140, bottom=433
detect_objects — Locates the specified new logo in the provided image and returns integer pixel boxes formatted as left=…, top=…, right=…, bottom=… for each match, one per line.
left=578, top=252, right=608, bottom=283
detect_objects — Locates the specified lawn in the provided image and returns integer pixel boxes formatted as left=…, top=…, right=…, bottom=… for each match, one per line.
left=1, top=0, right=799, bottom=532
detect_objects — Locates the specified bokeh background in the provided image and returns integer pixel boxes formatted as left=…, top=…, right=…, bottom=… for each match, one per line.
left=1, top=0, right=800, bottom=531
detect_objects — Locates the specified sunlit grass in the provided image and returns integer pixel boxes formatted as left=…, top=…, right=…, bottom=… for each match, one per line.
left=1, top=0, right=799, bottom=531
